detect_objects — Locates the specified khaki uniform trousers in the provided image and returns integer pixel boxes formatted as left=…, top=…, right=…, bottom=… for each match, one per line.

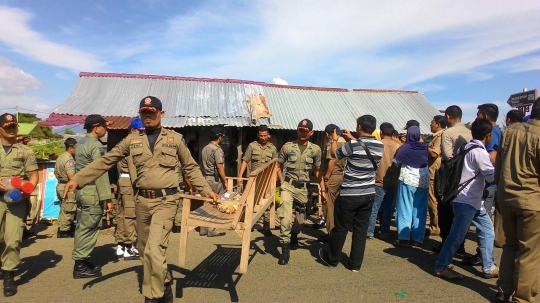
left=277, top=182, right=308, bottom=244
left=324, top=174, right=342, bottom=233
left=72, top=185, right=105, bottom=260
left=136, top=193, right=178, bottom=299
left=56, top=183, right=77, bottom=232
left=116, top=178, right=137, bottom=245
left=497, top=202, right=540, bottom=303
left=427, top=180, right=439, bottom=234
left=493, top=207, right=505, bottom=248
left=205, top=176, right=225, bottom=195
left=174, top=197, right=183, bottom=226
left=0, top=199, right=27, bottom=271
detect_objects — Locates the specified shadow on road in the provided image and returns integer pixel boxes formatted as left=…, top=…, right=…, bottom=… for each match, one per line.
left=383, top=244, right=497, bottom=302
left=18, top=250, right=62, bottom=286
left=172, top=243, right=262, bottom=303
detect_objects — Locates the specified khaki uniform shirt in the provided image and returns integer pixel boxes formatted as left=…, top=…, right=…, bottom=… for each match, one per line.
left=428, top=129, right=444, bottom=179
left=495, top=120, right=540, bottom=211
left=441, top=122, right=472, bottom=160
left=322, top=137, right=346, bottom=176
left=242, top=141, right=277, bottom=172
left=0, top=143, right=38, bottom=178
left=54, top=151, right=75, bottom=182
left=72, top=128, right=212, bottom=196
left=201, top=142, right=224, bottom=176
left=75, top=134, right=113, bottom=201
left=375, top=137, right=401, bottom=186
left=278, top=141, right=322, bottom=183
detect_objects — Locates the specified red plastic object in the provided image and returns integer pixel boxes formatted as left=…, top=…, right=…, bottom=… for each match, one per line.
left=10, top=176, right=22, bottom=188
left=21, top=182, right=34, bottom=194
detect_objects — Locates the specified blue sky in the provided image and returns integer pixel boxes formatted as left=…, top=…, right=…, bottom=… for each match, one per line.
left=0, top=0, right=539, bottom=125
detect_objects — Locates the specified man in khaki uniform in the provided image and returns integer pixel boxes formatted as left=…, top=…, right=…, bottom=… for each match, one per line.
left=320, top=124, right=346, bottom=241
left=54, top=137, right=77, bottom=238
left=427, top=116, right=445, bottom=235
left=72, top=115, right=114, bottom=279
left=276, top=119, right=325, bottom=265
left=0, top=113, right=39, bottom=297
left=237, top=125, right=277, bottom=237
left=64, top=96, right=219, bottom=303
left=494, top=98, right=540, bottom=303
left=200, top=127, right=227, bottom=237
left=115, top=118, right=144, bottom=260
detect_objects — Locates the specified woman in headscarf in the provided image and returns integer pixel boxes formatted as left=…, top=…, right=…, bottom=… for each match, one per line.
left=392, top=126, right=430, bottom=247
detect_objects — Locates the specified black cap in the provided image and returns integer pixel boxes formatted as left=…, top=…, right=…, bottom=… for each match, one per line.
left=403, top=120, right=420, bottom=130
left=64, top=138, right=77, bottom=147
left=139, top=96, right=163, bottom=112
left=0, top=113, right=17, bottom=128
left=324, top=123, right=342, bottom=135
left=297, top=119, right=314, bottom=131
left=258, top=125, right=269, bottom=132
left=83, top=114, right=113, bottom=130
left=210, top=127, right=224, bottom=138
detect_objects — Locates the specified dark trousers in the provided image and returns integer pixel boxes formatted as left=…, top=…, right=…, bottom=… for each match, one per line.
left=437, top=201, right=465, bottom=251
left=328, top=194, right=374, bottom=270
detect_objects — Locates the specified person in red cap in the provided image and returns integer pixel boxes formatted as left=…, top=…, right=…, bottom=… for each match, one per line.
left=0, top=113, right=39, bottom=297
left=276, top=119, right=326, bottom=265
left=64, top=96, right=219, bottom=303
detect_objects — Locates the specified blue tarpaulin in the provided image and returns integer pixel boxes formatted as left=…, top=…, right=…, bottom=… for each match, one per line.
left=42, top=163, right=60, bottom=219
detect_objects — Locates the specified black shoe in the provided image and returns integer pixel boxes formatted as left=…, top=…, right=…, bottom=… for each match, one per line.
left=318, top=248, right=337, bottom=267
left=57, top=230, right=74, bottom=238
left=73, top=260, right=102, bottom=279
left=0, top=270, right=3, bottom=280
left=495, top=291, right=511, bottom=302
left=144, top=298, right=160, bottom=303
left=261, top=227, right=273, bottom=237
left=278, top=243, right=290, bottom=265
left=22, top=228, right=34, bottom=239
left=171, top=225, right=181, bottom=233
left=161, top=283, right=173, bottom=303
left=290, top=232, right=299, bottom=250
left=3, top=271, right=17, bottom=297
left=432, top=243, right=442, bottom=253
left=462, top=253, right=482, bottom=266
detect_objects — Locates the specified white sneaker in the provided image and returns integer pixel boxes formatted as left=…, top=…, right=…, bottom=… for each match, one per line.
left=116, top=245, right=124, bottom=258
left=124, top=246, right=139, bottom=261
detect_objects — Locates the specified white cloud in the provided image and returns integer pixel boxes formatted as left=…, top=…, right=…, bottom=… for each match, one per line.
left=0, top=5, right=104, bottom=71
left=272, top=78, right=289, bottom=85
left=0, top=57, right=41, bottom=95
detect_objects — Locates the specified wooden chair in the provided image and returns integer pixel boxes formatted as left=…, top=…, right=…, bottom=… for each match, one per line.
left=178, top=159, right=278, bottom=274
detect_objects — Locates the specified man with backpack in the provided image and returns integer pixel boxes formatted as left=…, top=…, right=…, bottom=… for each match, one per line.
left=434, top=105, right=472, bottom=253
left=434, top=119, right=498, bottom=280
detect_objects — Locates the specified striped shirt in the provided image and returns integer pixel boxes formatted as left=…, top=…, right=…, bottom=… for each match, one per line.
left=336, top=136, right=384, bottom=196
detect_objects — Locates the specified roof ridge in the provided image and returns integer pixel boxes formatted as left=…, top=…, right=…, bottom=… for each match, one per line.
left=78, top=72, right=417, bottom=93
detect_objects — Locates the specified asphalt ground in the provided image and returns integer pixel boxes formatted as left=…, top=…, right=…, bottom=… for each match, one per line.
left=3, top=221, right=500, bottom=303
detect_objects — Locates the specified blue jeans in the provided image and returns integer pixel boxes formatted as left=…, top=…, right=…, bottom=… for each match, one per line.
left=435, top=202, right=496, bottom=274
left=367, top=186, right=396, bottom=236
left=396, top=181, right=428, bottom=243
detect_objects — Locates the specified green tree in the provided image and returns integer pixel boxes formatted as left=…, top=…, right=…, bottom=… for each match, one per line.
left=30, top=140, right=64, bottom=160
left=17, top=113, right=40, bottom=123
left=464, top=122, right=472, bottom=129
left=64, top=129, right=74, bottom=135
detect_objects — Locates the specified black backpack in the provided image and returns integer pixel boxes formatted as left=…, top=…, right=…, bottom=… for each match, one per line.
left=434, top=144, right=481, bottom=205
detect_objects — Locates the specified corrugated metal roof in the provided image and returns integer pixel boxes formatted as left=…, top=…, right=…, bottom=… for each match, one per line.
left=44, top=72, right=440, bottom=132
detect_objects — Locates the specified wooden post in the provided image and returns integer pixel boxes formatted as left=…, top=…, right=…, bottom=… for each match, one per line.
left=178, top=197, right=191, bottom=268
left=239, top=179, right=255, bottom=274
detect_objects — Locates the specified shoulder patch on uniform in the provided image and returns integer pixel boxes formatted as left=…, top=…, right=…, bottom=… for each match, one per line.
left=68, top=160, right=75, bottom=167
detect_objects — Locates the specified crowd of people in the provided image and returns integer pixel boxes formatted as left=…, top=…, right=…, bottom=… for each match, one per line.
left=0, top=95, right=539, bottom=303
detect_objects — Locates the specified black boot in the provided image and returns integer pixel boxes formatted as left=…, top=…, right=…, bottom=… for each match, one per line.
left=260, top=221, right=273, bottom=237
left=57, top=230, right=74, bottom=238
left=162, top=283, right=173, bottom=303
left=73, top=260, right=102, bottom=279
left=290, top=232, right=299, bottom=250
left=171, top=225, right=181, bottom=233
left=278, top=243, right=290, bottom=265
left=3, top=271, right=17, bottom=297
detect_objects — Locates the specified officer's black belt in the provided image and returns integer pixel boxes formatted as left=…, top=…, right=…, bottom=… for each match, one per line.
left=284, top=176, right=307, bottom=189
left=138, top=187, right=179, bottom=199
left=57, top=180, right=68, bottom=184
left=204, top=174, right=214, bottom=176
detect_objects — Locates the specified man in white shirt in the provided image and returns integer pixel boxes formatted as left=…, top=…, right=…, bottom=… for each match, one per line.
left=434, top=119, right=498, bottom=280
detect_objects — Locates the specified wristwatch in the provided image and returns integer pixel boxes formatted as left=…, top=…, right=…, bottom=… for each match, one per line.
left=323, top=177, right=329, bottom=182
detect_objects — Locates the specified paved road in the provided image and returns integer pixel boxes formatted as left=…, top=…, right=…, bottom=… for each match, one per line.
left=4, top=223, right=499, bottom=303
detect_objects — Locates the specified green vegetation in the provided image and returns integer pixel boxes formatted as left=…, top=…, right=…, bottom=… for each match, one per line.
left=64, top=129, right=75, bottom=135
left=30, top=140, right=65, bottom=160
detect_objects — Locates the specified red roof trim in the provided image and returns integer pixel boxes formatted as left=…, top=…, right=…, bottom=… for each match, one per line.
left=78, top=72, right=417, bottom=93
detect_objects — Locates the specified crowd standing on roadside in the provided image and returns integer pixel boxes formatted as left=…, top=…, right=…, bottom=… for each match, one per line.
left=0, top=95, right=539, bottom=303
